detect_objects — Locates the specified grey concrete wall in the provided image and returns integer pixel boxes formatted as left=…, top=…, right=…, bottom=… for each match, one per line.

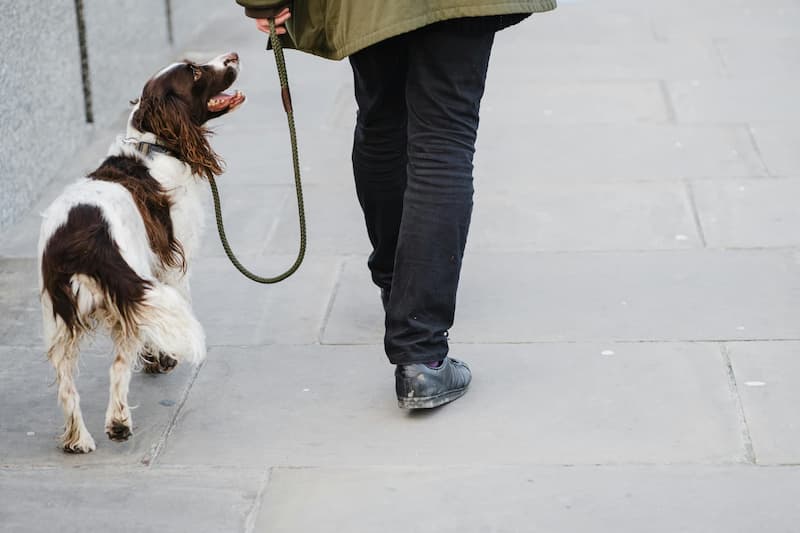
left=0, top=1, right=87, bottom=230
left=0, top=0, right=226, bottom=232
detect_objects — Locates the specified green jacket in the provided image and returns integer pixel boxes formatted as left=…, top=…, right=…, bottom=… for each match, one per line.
left=235, top=0, right=556, bottom=60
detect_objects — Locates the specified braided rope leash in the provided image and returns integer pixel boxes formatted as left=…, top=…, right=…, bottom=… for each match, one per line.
left=208, top=18, right=306, bottom=283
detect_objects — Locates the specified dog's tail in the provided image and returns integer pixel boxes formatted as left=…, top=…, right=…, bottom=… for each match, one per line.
left=40, top=273, right=205, bottom=366
left=39, top=204, right=150, bottom=346
left=137, top=283, right=206, bottom=365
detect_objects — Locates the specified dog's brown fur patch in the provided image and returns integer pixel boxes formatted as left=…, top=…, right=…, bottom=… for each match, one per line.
left=89, top=155, right=185, bottom=272
left=40, top=204, right=151, bottom=334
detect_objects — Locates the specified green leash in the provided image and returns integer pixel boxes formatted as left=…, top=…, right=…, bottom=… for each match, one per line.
left=208, top=18, right=306, bottom=283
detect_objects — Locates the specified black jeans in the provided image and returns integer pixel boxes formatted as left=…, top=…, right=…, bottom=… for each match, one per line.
left=350, top=17, right=503, bottom=365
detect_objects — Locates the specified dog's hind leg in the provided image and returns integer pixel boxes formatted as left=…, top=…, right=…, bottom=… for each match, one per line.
left=44, top=307, right=96, bottom=453
left=103, top=281, right=205, bottom=441
left=105, top=350, right=135, bottom=442
left=105, top=328, right=140, bottom=442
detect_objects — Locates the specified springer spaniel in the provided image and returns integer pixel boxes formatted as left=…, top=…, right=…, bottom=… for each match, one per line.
left=38, top=53, right=245, bottom=453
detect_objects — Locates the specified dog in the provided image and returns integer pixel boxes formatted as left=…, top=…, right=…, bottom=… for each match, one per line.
left=37, top=53, right=245, bottom=453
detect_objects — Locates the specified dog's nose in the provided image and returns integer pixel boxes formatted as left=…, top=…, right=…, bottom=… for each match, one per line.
left=223, top=53, right=239, bottom=66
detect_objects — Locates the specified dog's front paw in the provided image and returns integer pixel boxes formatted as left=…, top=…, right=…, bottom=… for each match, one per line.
left=105, top=421, right=133, bottom=442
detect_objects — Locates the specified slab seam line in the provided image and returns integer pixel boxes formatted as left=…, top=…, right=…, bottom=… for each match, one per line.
left=244, top=466, right=272, bottom=533
left=140, top=360, right=205, bottom=467
left=720, top=343, right=757, bottom=465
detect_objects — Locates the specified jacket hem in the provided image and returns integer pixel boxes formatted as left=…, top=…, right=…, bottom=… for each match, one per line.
left=298, top=0, right=557, bottom=60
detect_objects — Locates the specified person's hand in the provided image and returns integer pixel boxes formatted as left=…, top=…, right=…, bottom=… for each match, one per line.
left=255, top=7, right=291, bottom=35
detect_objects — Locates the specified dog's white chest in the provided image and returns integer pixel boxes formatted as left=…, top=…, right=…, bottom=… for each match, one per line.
left=144, top=154, right=206, bottom=262
left=169, top=180, right=205, bottom=261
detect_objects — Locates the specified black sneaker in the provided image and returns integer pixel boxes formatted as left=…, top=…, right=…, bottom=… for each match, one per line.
left=395, top=357, right=472, bottom=409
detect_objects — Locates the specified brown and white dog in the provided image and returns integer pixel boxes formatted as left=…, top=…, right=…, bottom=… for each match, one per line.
left=38, top=53, right=245, bottom=453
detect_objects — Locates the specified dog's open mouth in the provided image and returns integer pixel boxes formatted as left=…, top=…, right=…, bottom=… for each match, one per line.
left=208, top=90, right=245, bottom=112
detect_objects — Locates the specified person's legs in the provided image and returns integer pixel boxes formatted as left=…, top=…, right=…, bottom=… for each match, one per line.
left=349, top=36, right=409, bottom=294
left=385, top=19, right=496, bottom=366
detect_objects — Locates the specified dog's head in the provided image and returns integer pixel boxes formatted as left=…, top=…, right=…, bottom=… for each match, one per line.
left=131, top=52, right=245, bottom=179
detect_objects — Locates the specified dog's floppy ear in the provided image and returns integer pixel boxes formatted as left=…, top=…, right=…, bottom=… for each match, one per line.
left=132, top=93, right=223, bottom=180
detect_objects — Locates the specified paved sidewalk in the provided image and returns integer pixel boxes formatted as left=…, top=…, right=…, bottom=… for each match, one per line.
left=3, top=1, right=800, bottom=531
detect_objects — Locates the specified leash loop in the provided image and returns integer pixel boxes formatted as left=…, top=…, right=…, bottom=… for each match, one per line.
left=208, top=18, right=306, bottom=284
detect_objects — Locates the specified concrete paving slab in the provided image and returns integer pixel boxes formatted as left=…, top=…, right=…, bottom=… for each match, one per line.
left=191, top=255, right=341, bottom=346
left=0, top=466, right=262, bottom=533
left=691, top=178, right=800, bottom=249
left=256, top=465, right=800, bottom=533
left=473, top=124, right=766, bottom=183
left=469, top=181, right=701, bottom=252
left=318, top=257, right=380, bottom=345
left=492, top=39, right=725, bottom=81
left=197, top=184, right=289, bottom=258
left=323, top=250, right=800, bottom=345
left=170, top=1, right=231, bottom=46
left=455, top=250, right=800, bottom=344
left=716, top=37, right=800, bottom=79
left=0, top=345, right=195, bottom=467
left=159, top=342, right=743, bottom=467
left=209, top=124, right=354, bottom=187
left=726, top=341, right=800, bottom=465
left=652, top=6, right=800, bottom=40
left=482, top=80, right=669, bottom=126
left=501, top=5, right=654, bottom=45
left=750, top=123, right=800, bottom=177
left=669, top=80, right=800, bottom=123
left=207, top=124, right=296, bottom=187
left=0, top=259, right=42, bottom=347
left=0, top=212, right=41, bottom=259
left=628, top=0, right=800, bottom=10
left=265, top=185, right=369, bottom=255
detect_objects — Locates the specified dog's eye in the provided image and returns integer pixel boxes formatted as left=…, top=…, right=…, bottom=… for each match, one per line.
left=190, top=66, right=202, bottom=81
